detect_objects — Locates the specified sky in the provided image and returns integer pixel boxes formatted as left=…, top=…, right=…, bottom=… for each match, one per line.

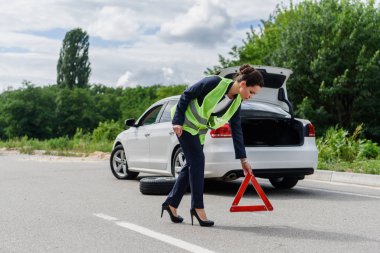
left=0, top=0, right=321, bottom=90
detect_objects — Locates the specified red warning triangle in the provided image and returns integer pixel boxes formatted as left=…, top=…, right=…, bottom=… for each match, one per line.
left=230, top=172, right=273, bottom=212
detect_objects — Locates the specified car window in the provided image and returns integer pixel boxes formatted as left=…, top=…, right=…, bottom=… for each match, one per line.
left=159, top=100, right=178, bottom=123
left=140, top=105, right=163, bottom=126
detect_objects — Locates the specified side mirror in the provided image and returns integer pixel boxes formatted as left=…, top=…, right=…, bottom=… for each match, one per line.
left=125, top=119, right=136, bottom=127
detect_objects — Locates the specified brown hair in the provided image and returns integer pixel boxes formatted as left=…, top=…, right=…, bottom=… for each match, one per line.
left=234, top=64, right=264, bottom=87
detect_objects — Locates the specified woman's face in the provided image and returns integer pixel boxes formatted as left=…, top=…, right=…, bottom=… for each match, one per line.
left=239, top=81, right=262, bottom=100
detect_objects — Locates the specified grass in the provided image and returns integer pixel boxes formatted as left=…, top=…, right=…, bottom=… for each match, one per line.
left=0, top=136, right=113, bottom=156
left=318, top=159, right=380, bottom=175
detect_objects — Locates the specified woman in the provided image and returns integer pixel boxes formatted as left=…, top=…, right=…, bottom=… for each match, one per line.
left=161, top=64, right=264, bottom=227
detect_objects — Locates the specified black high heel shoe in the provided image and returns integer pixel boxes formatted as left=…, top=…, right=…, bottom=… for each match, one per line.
left=190, top=208, right=214, bottom=227
left=161, top=205, right=183, bottom=223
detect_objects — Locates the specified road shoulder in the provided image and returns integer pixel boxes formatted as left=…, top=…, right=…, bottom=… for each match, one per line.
left=307, top=170, right=380, bottom=188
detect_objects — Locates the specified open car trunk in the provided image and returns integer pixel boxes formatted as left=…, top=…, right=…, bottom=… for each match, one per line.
left=241, top=117, right=304, bottom=146
left=220, top=65, right=304, bottom=147
left=220, top=65, right=294, bottom=115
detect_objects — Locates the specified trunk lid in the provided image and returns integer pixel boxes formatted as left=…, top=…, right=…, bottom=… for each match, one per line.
left=218, top=65, right=293, bottom=115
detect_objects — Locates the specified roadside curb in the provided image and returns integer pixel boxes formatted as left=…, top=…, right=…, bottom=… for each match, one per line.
left=306, top=170, right=380, bottom=188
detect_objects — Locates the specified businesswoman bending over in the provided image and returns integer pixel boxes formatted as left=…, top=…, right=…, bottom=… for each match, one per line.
left=162, top=64, right=264, bottom=227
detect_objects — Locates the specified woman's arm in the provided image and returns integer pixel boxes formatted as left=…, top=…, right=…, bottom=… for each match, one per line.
left=229, top=106, right=247, bottom=159
left=229, top=107, right=253, bottom=175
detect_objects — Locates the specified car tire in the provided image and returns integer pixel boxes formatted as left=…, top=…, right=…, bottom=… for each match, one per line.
left=269, top=177, right=299, bottom=189
left=171, top=147, right=192, bottom=193
left=172, top=147, right=186, bottom=178
left=139, top=177, right=176, bottom=195
left=110, top=145, right=139, bottom=180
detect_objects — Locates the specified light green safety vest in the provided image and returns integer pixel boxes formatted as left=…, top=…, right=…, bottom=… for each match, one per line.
left=171, top=77, right=242, bottom=144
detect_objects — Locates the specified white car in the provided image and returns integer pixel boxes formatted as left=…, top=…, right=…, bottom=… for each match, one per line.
left=110, top=66, right=318, bottom=189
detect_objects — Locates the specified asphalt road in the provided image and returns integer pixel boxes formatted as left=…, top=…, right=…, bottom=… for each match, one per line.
left=1, top=153, right=379, bottom=253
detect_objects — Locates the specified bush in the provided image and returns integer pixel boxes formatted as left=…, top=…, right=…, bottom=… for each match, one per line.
left=92, top=120, right=123, bottom=142
left=358, top=140, right=380, bottom=160
left=317, top=124, right=380, bottom=164
left=46, top=136, right=73, bottom=150
left=317, top=126, right=355, bottom=162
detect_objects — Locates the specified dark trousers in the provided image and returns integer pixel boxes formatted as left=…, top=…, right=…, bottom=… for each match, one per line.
left=163, top=130, right=205, bottom=209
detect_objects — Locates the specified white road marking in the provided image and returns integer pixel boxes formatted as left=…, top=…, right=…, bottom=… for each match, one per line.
left=93, top=213, right=215, bottom=253
left=296, top=186, right=380, bottom=199
left=93, top=213, right=119, bottom=221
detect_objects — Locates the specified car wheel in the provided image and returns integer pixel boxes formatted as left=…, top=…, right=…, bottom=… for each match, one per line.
left=110, top=145, right=139, bottom=180
left=171, top=147, right=186, bottom=178
left=269, top=177, right=299, bottom=189
left=171, top=147, right=192, bottom=193
left=139, top=177, right=176, bottom=195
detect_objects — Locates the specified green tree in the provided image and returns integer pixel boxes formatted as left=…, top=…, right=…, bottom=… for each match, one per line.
left=0, top=83, right=189, bottom=140
left=207, top=0, right=380, bottom=140
left=0, top=82, right=58, bottom=139
left=119, top=86, right=160, bottom=120
left=90, top=84, right=123, bottom=123
left=55, top=88, right=97, bottom=136
left=57, top=28, right=91, bottom=88
left=156, top=85, right=188, bottom=100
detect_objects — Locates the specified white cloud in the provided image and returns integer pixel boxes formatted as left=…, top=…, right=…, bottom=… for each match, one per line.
left=0, top=32, right=61, bottom=53
left=0, top=32, right=63, bottom=89
left=115, top=66, right=187, bottom=88
left=0, top=0, right=88, bottom=32
left=0, top=0, right=308, bottom=90
left=225, top=0, right=283, bottom=22
left=116, top=71, right=133, bottom=87
left=159, top=0, right=232, bottom=47
left=0, top=52, right=58, bottom=89
left=162, top=67, right=174, bottom=80
left=88, top=34, right=220, bottom=88
left=87, top=6, right=140, bottom=41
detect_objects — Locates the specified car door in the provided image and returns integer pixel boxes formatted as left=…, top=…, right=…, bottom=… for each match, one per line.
left=148, top=100, right=178, bottom=171
left=125, top=104, right=164, bottom=169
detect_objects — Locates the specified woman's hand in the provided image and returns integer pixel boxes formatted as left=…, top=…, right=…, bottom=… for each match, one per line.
left=173, top=125, right=183, bottom=137
left=240, top=158, right=253, bottom=176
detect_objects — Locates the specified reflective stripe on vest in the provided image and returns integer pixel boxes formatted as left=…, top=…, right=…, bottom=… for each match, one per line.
left=171, top=76, right=242, bottom=144
left=189, top=100, right=208, bottom=125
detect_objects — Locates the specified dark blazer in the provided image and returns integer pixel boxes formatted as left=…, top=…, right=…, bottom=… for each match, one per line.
left=172, top=76, right=246, bottom=159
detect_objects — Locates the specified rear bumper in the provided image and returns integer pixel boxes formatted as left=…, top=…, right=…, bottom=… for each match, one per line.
left=222, top=168, right=314, bottom=179
left=203, top=137, right=318, bottom=178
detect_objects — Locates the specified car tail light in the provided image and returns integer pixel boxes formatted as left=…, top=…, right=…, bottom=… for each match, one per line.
left=307, top=123, right=315, bottom=137
left=210, top=123, right=232, bottom=138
